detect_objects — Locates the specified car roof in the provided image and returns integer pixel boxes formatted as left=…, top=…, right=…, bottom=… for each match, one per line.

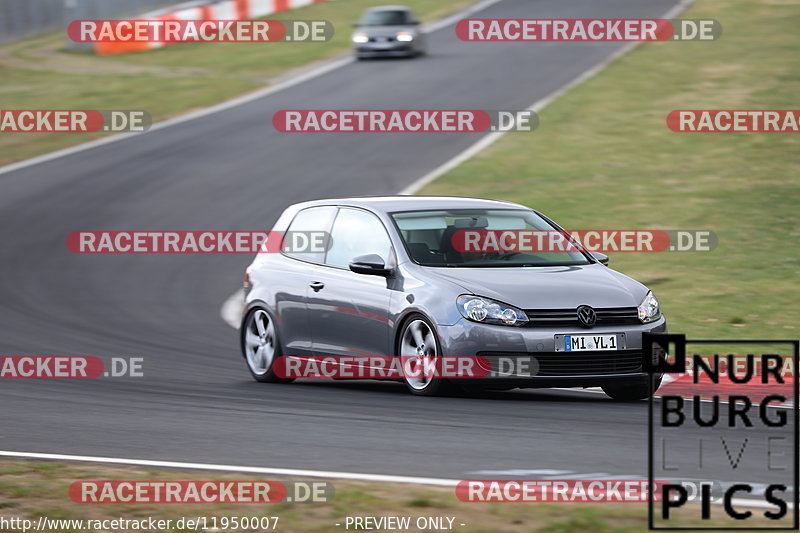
left=289, top=195, right=528, bottom=214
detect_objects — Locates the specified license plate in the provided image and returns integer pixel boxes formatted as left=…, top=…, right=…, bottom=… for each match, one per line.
left=563, top=334, right=619, bottom=351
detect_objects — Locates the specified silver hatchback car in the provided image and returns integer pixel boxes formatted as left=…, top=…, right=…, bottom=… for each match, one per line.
left=351, top=6, right=426, bottom=59
left=240, top=196, right=666, bottom=399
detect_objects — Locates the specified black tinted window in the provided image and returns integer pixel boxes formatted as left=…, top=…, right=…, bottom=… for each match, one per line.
left=361, top=10, right=411, bottom=26
left=391, top=209, right=590, bottom=267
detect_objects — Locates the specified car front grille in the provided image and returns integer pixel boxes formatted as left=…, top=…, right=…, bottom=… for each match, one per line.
left=524, top=307, right=640, bottom=328
left=477, top=350, right=644, bottom=377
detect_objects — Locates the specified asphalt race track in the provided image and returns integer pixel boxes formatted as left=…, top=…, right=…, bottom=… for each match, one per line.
left=1, top=0, right=781, bottom=492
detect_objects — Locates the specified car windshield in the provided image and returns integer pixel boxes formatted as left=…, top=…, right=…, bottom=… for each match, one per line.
left=391, top=209, right=591, bottom=267
left=360, top=10, right=411, bottom=26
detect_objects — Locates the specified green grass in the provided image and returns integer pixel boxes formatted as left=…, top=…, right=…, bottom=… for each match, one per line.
left=405, top=495, right=449, bottom=508
left=421, top=0, right=800, bottom=341
left=0, top=460, right=780, bottom=532
left=0, top=0, right=472, bottom=165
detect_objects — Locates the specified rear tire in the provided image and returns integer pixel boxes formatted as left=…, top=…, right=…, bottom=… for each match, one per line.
left=241, top=307, right=294, bottom=383
left=602, top=376, right=662, bottom=401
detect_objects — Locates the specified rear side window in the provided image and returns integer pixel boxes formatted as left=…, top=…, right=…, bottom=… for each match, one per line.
left=282, top=206, right=337, bottom=264
left=325, top=208, right=394, bottom=269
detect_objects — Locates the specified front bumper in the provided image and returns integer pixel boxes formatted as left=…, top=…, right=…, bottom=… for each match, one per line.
left=355, top=43, right=415, bottom=57
left=435, top=316, right=667, bottom=388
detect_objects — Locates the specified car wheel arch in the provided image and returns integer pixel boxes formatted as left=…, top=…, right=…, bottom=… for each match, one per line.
left=240, top=301, right=282, bottom=355
left=394, top=311, right=441, bottom=356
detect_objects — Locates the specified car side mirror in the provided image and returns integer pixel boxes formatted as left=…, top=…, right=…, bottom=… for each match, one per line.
left=349, top=254, right=392, bottom=276
left=591, top=251, right=609, bottom=265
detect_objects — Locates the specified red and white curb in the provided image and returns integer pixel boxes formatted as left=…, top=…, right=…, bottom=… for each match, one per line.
left=94, top=0, right=329, bottom=55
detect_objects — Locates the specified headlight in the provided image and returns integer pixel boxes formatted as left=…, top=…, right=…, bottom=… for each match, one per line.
left=352, top=33, right=369, bottom=43
left=457, top=295, right=528, bottom=326
left=638, top=291, right=661, bottom=323
left=396, top=31, right=414, bottom=42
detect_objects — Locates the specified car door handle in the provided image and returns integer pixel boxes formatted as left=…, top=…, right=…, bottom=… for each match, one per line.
left=309, top=281, right=325, bottom=292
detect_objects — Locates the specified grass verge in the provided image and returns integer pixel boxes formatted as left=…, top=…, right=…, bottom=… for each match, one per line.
left=0, top=460, right=782, bottom=532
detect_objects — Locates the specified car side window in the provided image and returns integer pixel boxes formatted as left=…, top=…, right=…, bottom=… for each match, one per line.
left=325, top=208, right=394, bottom=269
left=282, top=206, right=337, bottom=264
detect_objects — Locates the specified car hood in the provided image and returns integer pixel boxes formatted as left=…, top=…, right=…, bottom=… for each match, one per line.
left=423, top=264, right=649, bottom=309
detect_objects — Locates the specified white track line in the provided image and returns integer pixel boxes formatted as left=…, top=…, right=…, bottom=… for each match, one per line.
left=0, top=56, right=352, bottom=178
left=0, top=450, right=458, bottom=486
left=221, top=288, right=244, bottom=329
left=552, top=387, right=795, bottom=408
left=0, top=451, right=785, bottom=510
left=422, top=0, right=507, bottom=33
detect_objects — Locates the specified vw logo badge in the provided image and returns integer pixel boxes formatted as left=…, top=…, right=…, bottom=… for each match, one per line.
left=577, top=305, right=597, bottom=327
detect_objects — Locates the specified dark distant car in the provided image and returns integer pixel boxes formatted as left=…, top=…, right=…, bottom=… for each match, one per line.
left=240, top=196, right=666, bottom=399
left=351, top=6, right=426, bottom=59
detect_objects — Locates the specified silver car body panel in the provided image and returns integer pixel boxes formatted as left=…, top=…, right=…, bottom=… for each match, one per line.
left=244, top=196, right=667, bottom=387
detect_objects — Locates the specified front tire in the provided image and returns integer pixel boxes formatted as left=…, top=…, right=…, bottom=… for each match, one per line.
left=397, top=315, right=450, bottom=396
left=241, top=307, right=293, bottom=383
left=602, top=376, right=662, bottom=401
